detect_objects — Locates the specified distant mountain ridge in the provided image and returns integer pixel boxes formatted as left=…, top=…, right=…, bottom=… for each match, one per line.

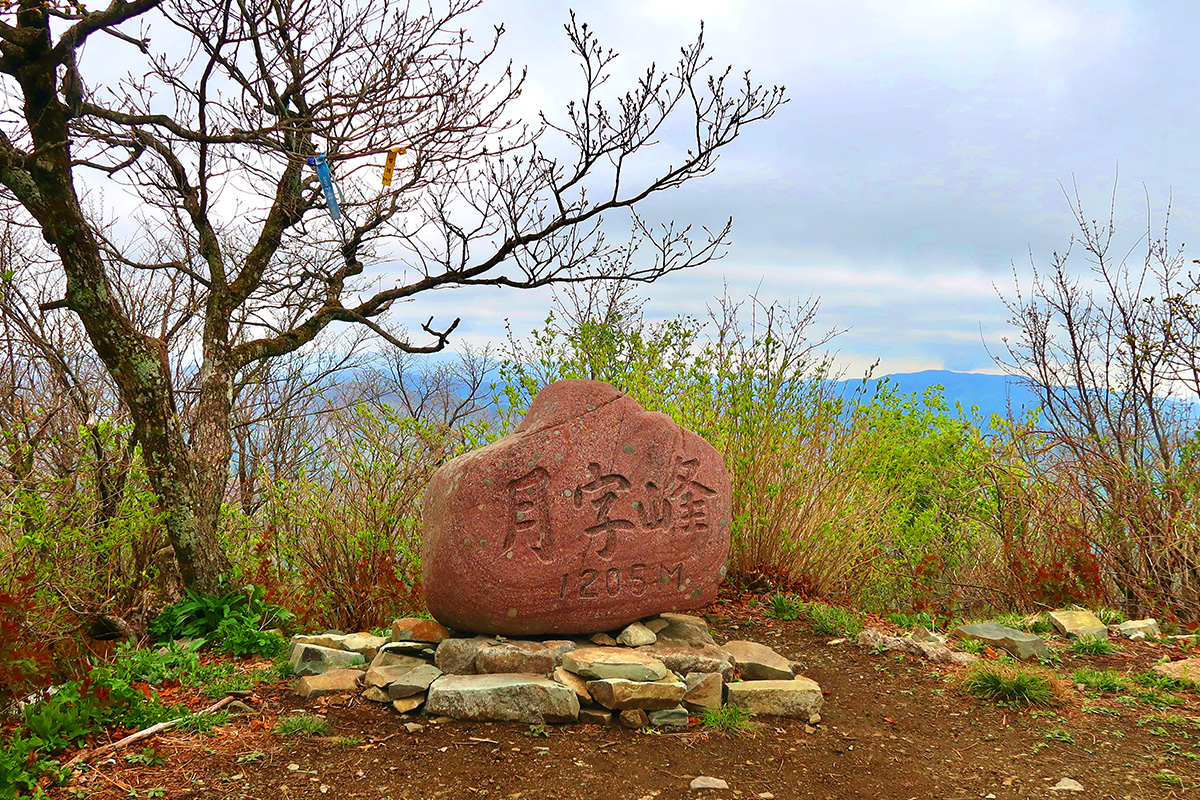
left=851, top=369, right=1041, bottom=421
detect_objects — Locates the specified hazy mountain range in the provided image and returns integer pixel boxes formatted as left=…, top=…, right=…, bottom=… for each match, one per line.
left=858, top=370, right=1041, bottom=421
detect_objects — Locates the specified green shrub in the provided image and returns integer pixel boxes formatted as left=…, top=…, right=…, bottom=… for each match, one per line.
left=962, top=664, right=1057, bottom=706
left=806, top=603, right=864, bottom=637
left=1095, top=607, right=1126, bottom=626
left=212, top=618, right=287, bottom=658
left=699, top=705, right=760, bottom=736
left=149, top=584, right=293, bottom=646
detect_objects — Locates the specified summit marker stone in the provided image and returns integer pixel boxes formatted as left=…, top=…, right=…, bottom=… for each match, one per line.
left=422, top=379, right=732, bottom=635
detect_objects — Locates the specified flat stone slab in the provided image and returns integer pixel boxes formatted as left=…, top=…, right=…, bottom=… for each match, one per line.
left=586, top=677, right=687, bottom=711
left=954, top=622, right=1050, bottom=660
left=295, top=668, right=363, bottom=698
left=290, top=644, right=366, bottom=676
left=387, top=664, right=443, bottom=699
left=725, top=677, right=823, bottom=719
left=1152, top=658, right=1200, bottom=685
left=652, top=613, right=715, bottom=646
left=340, top=633, right=387, bottom=658
left=561, top=647, right=669, bottom=681
left=683, top=672, right=723, bottom=711
left=1047, top=609, right=1107, bottom=640
left=424, top=673, right=579, bottom=724
left=552, top=666, right=593, bottom=702
left=422, top=379, right=732, bottom=635
left=475, top=640, right=576, bottom=675
left=366, top=663, right=422, bottom=688
left=722, top=640, right=794, bottom=681
left=647, top=705, right=689, bottom=728
left=290, top=634, right=348, bottom=653
left=1118, top=618, right=1159, bottom=638
left=392, top=695, right=425, bottom=714
left=434, top=637, right=492, bottom=675
left=637, top=642, right=735, bottom=681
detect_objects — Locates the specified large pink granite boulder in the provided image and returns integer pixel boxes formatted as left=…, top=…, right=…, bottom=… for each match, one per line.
left=422, top=379, right=731, bottom=635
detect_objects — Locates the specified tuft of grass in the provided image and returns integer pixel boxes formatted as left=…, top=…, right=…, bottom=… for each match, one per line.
left=329, top=735, right=362, bottom=747
left=957, top=638, right=984, bottom=656
left=1096, top=607, right=1126, bottom=626
left=886, top=611, right=934, bottom=630
left=174, top=710, right=230, bottom=734
left=962, top=663, right=1059, bottom=707
left=805, top=603, right=864, bottom=637
left=1072, top=668, right=1128, bottom=693
left=993, top=612, right=1052, bottom=634
left=764, top=594, right=804, bottom=621
left=1072, top=635, right=1117, bottom=656
left=700, top=705, right=761, bottom=736
left=274, top=713, right=330, bottom=737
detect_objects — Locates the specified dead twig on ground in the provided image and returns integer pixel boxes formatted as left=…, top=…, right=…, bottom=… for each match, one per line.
left=65, top=696, right=236, bottom=769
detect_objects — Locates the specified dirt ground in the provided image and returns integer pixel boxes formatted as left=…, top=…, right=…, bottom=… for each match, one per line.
left=50, top=604, right=1200, bottom=800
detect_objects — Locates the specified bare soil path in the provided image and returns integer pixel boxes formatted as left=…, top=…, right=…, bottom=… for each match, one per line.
left=52, top=608, right=1200, bottom=800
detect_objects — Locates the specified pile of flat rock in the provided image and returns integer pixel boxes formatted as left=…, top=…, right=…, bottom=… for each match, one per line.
left=288, top=613, right=823, bottom=728
left=858, top=607, right=1172, bottom=663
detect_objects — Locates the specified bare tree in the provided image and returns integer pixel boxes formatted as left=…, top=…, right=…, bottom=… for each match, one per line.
left=0, top=0, right=784, bottom=590
left=997, top=183, right=1200, bottom=620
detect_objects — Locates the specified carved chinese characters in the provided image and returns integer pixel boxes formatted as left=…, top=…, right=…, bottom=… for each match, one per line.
left=422, top=380, right=732, bottom=635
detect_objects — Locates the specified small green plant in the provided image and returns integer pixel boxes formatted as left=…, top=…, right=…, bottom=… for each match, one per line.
left=764, top=594, right=804, bottom=621
left=1096, top=607, right=1126, bottom=626
left=524, top=723, right=551, bottom=738
left=1072, top=668, right=1128, bottom=693
left=124, top=747, right=164, bottom=766
left=146, top=789, right=167, bottom=799
left=1043, top=728, right=1075, bottom=744
left=1132, top=687, right=1185, bottom=708
left=1152, top=772, right=1184, bottom=787
left=1071, top=635, right=1117, bottom=656
left=700, top=704, right=761, bottom=736
left=993, top=612, right=1051, bottom=634
left=236, top=750, right=266, bottom=763
left=962, top=663, right=1057, bottom=707
left=274, top=712, right=330, bottom=737
left=957, top=638, right=984, bottom=656
left=886, top=611, right=935, bottom=630
left=805, top=603, right=864, bottom=637
left=329, top=735, right=363, bottom=747
left=1081, top=705, right=1120, bottom=716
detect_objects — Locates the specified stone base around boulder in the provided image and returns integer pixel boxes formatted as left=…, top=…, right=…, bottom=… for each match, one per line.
left=291, top=612, right=827, bottom=728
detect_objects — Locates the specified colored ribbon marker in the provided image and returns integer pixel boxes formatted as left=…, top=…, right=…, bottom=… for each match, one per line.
left=307, top=154, right=340, bottom=221
left=382, top=145, right=407, bottom=187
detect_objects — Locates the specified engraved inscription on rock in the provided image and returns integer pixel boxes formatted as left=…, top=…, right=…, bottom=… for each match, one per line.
left=422, top=379, right=732, bottom=635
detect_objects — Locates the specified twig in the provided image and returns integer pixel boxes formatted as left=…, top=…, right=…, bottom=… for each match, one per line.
left=65, top=696, right=235, bottom=769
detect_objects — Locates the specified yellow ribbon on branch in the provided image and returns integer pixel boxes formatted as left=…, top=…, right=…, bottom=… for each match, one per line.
left=382, top=146, right=408, bottom=187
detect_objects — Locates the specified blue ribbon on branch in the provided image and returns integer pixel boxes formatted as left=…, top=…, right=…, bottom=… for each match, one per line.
left=307, top=154, right=341, bottom=222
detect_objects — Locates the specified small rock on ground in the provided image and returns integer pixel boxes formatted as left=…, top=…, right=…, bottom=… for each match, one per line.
left=690, top=776, right=730, bottom=790
left=1049, top=777, right=1084, bottom=792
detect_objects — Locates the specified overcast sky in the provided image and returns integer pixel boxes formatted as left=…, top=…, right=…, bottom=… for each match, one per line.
left=399, top=0, right=1200, bottom=376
